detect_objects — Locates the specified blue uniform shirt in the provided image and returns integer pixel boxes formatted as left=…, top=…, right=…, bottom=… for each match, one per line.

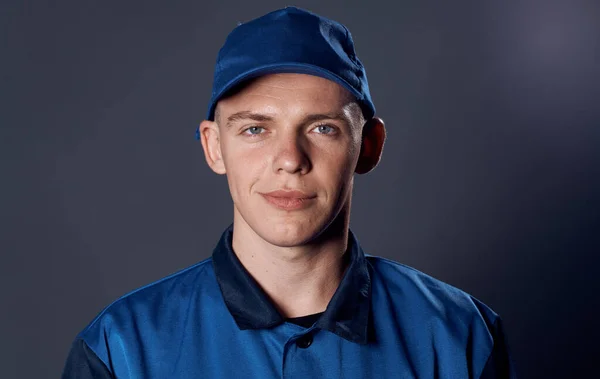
left=63, top=225, right=516, bottom=378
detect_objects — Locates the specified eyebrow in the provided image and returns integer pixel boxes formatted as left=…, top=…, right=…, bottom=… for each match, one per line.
left=225, top=111, right=351, bottom=128
left=226, top=111, right=274, bottom=127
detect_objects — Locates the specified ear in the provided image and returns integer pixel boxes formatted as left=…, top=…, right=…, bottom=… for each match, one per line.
left=199, top=120, right=227, bottom=175
left=355, top=117, right=386, bottom=174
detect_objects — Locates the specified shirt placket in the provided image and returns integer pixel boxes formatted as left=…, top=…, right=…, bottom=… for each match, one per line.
left=281, top=326, right=320, bottom=379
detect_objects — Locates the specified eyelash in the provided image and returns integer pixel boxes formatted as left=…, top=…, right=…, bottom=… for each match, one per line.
left=313, top=124, right=337, bottom=135
left=242, top=126, right=265, bottom=136
left=241, top=123, right=338, bottom=136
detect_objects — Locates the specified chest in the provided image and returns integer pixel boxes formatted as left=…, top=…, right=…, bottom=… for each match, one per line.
left=117, top=322, right=468, bottom=379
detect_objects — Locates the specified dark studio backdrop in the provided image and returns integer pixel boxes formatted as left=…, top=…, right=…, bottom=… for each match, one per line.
left=2, top=0, right=599, bottom=378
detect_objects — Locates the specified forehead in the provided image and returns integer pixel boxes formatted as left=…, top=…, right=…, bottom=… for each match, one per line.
left=216, top=73, right=358, bottom=118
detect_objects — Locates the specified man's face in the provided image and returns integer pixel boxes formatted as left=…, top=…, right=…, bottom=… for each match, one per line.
left=207, top=73, right=365, bottom=247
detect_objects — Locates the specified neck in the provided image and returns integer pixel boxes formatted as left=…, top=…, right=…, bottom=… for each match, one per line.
left=231, top=206, right=350, bottom=318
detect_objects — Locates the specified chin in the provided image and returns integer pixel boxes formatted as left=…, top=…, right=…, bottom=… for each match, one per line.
left=254, top=219, right=324, bottom=248
left=233, top=199, right=346, bottom=248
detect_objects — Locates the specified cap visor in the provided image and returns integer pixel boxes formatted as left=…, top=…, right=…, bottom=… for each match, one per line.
left=207, top=63, right=363, bottom=120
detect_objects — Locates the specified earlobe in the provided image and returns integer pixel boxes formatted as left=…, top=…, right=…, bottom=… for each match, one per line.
left=355, top=117, right=386, bottom=175
left=199, top=120, right=227, bottom=175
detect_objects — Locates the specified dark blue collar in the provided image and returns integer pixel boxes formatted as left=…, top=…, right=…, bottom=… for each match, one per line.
left=211, top=224, right=371, bottom=345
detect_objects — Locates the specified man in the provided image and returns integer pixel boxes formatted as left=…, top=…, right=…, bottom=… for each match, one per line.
left=63, top=7, right=516, bottom=378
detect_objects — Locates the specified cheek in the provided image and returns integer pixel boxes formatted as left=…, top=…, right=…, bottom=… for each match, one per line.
left=314, top=141, right=360, bottom=189
left=222, top=141, right=269, bottom=197
left=324, top=138, right=361, bottom=170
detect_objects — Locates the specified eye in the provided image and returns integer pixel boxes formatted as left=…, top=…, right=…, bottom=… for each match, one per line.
left=313, top=124, right=336, bottom=135
left=243, top=126, right=265, bottom=135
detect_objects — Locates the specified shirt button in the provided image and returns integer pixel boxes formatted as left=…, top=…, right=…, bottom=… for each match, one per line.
left=296, top=334, right=313, bottom=349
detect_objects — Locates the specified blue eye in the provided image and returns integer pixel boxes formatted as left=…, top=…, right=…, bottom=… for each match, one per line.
left=315, top=124, right=335, bottom=134
left=244, top=126, right=264, bottom=135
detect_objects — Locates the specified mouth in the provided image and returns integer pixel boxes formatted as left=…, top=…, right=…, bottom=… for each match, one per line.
left=259, top=190, right=317, bottom=211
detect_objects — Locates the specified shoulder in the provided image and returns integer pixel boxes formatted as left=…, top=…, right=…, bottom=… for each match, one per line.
left=75, top=258, right=216, bottom=364
left=367, top=256, right=512, bottom=377
left=86, top=258, right=214, bottom=327
left=367, top=255, right=499, bottom=337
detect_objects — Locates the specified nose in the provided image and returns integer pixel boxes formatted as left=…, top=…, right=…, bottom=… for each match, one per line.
left=273, top=133, right=311, bottom=175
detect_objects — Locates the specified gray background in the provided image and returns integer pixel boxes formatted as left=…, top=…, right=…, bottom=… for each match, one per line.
left=2, top=0, right=599, bottom=378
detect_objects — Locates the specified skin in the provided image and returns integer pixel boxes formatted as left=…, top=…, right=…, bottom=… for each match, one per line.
left=200, top=73, right=386, bottom=317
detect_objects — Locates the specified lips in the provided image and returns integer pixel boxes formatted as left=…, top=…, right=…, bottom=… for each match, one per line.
left=260, top=190, right=317, bottom=211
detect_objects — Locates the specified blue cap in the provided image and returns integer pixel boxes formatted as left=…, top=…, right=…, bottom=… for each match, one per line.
left=203, top=6, right=375, bottom=124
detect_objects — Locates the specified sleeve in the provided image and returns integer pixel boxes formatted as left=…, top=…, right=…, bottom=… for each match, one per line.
left=479, top=317, right=518, bottom=379
left=62, top=337, right=114, bottom=379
